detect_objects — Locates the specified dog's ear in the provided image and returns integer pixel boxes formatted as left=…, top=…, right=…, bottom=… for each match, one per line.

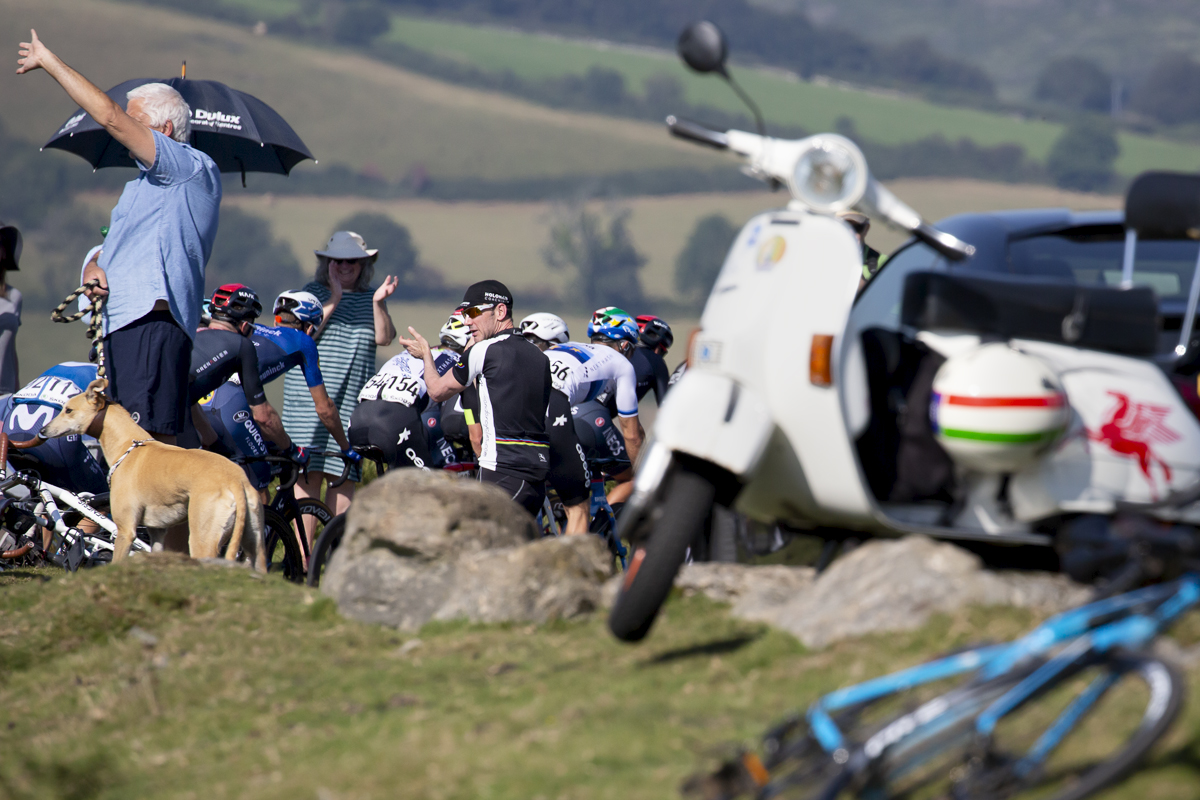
left=84, top=378, right=109, bottom=408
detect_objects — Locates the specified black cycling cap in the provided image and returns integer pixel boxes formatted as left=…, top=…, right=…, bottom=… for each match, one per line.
left=458, top=280, right=514, bottom=310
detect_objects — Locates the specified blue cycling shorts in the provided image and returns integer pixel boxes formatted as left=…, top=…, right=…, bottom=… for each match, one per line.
left=199, top=382, right=272, bottom=489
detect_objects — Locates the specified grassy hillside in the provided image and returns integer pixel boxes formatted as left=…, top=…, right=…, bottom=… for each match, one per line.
left=0, top=0, right=715, bottom=183
left=2, top=556, right=1198, bottom=799
left=221, top=178, right=1120, bottom=299
left=767, top=0, right=1200, bottom=102
left=368, top=12, right=1200, bottom=176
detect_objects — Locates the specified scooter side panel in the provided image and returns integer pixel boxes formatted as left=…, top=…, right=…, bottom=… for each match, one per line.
left=651, top=370, right=775, bottom=476
left=1009, top=340, right=1200, bottom=515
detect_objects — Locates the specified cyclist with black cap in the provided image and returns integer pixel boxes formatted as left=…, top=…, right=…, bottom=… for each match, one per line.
left=398, top=280, right=552, bottom=516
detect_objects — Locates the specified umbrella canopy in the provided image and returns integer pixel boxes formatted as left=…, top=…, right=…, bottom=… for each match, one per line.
left=43, top=77, right=314, bottom=183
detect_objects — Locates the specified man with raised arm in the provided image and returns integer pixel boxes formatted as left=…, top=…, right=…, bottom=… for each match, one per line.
left=398, top=281, right=553, bottom=516
left=17, top=30, right=221, bottom=445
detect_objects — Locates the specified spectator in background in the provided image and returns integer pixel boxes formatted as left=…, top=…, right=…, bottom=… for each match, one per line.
left=18, top=31, right=221, bottom=444
left=0, top=221, right=23, bottom=394
left=285, top=231, right=397, bottom=516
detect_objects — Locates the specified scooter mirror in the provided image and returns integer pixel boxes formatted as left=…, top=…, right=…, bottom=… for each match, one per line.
left=677, top=21, right=729, bottom=75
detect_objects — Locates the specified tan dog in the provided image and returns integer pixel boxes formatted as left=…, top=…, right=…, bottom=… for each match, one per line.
left=41, top=379, right=266, bottom=569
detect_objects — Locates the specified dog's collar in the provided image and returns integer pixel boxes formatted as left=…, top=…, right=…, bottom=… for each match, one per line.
left=107, top=439, right=150, bottom=482
left=85, top=406, right=107, bottom=440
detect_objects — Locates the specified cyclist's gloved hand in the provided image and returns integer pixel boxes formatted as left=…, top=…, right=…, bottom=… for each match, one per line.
left=342, top=448, right=363, bottom=465
left=287, top=443, right=310, bottom=468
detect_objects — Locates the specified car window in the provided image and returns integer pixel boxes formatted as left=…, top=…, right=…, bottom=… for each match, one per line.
left=850, top=241, right=945, bottom=331
left=1008, top=229, right=1200, bottom=300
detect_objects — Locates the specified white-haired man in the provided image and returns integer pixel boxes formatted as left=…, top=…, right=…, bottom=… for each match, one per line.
left=17, top=31, right=221, bottom=445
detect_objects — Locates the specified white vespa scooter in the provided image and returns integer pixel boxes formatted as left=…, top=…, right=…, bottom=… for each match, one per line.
left=609, top=22, right=1200, bottom=641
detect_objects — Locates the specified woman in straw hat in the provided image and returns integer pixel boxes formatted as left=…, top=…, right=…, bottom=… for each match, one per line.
left=283, top=230, right=398, bottom=519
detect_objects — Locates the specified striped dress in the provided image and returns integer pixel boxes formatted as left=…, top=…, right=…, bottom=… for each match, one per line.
left=283, top=281, right=376, bottom=481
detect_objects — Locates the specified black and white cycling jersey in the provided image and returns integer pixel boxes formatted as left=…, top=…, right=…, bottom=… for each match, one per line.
left=545, top=342, right=639, bottom=418
left=451, top=329, right=552, bottom=481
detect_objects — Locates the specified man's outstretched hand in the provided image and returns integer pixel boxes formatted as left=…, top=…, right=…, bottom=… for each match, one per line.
left=17, top=29, right=52, bottom=75
left=397, top=326, right=430, bottom=361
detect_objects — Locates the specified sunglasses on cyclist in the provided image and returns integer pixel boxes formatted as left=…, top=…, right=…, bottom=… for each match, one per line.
left=461, top=304, right=495, bottom=319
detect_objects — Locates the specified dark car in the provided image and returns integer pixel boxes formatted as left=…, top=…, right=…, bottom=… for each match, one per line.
left=855, top=207, right=1200, bottom=360
left=850, top=204, right=1200, bottom=436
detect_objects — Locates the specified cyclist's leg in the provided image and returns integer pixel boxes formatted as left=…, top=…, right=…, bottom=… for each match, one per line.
left=546, top=389, right=590, bottom=534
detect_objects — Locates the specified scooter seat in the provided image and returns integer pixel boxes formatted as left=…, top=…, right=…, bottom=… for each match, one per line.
left=901, top=271, right=1159, bottom=356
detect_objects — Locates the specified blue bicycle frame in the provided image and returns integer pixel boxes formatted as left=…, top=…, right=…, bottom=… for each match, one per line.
left=803, top=573, right=1200, bottom=786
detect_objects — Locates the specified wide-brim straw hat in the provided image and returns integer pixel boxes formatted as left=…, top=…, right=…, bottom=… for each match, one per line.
left=315, top=230, right=378, bottom=262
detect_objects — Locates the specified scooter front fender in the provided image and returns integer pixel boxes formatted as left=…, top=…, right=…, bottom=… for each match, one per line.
left=651, top=370, right=774, bottom=479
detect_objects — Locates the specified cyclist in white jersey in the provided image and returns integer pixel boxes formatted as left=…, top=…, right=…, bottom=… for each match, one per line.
left=546, top=308, right=644, bottom=468
left=348, top=344, right=457, bottom=470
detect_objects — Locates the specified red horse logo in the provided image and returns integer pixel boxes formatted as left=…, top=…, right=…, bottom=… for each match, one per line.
left=1088, top=391, right=1180, bottom=493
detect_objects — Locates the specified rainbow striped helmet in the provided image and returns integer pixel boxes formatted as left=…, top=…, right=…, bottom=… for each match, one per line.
left=587, top=307, right=639, bottom=343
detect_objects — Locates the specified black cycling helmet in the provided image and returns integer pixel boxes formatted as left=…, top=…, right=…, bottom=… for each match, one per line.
left=636, top=314, right=673, bottom=353
left=210, top=283, right=262, bottom=324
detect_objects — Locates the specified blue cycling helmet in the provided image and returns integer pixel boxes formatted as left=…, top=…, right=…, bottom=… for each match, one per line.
left=274, top=290, right=324, bottom=328
left=587, top=306, right=639, bottom=344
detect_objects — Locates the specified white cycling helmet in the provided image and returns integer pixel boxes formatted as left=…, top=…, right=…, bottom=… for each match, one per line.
left=440, top=310, right=471, bottom=351
left=519, top=312, right=570, bottom=344
left=274, top=290, right=324, bottom=327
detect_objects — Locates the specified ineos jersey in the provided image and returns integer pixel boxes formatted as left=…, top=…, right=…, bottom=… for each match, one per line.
left=248, top=323, right=324, bottom=387
left=545, top=342, right=638, bottom=418
left=188, top=328, right=265, bottom=405
left=631, top=346, right=670, bottom=404
left=357, top=351, right=457, bottom=412
left=452, top=330, right=551, bottom=481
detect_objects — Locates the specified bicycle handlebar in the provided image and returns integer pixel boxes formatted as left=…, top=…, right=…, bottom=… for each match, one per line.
left=234, top=449, right=355, bottom=489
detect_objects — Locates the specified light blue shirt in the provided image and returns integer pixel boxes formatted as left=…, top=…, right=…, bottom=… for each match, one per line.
left=97, top=130, right=221, bottom=339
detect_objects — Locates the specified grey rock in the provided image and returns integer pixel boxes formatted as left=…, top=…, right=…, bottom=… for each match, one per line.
left=745, top=536, right=1089, bottom=648
left=599, top=562, right=814, bottom=610
left=334, top=469, right=537, bottom=564
left=323, top=471, right=613, bottom=631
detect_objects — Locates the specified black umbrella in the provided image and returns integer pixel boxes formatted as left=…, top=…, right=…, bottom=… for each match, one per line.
left=43, top=75, right=315, bottom=186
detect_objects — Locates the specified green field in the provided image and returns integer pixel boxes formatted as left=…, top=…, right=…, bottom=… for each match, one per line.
left=371, top=12, right=1200, bottom=176
left=2, top=556, right=1198, bottom=799
left=0, top=0, right=713, bottom=183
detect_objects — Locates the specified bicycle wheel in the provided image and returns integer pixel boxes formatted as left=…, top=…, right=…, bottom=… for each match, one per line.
left=296, top=498, right=333, bottom=559
left=263, top=509, right=305, bottom=583
left=306, top=512, right=346, bottom=588
left=950, top=652, right=1184, bottom=800
left=608, top=464, right=716, bottom=642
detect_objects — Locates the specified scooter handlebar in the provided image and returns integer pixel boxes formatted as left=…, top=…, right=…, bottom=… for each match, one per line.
left=666, top=116, right=729, bottom=150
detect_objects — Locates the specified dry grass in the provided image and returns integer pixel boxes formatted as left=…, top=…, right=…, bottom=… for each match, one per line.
left=1, top=0, right=712, bottom=182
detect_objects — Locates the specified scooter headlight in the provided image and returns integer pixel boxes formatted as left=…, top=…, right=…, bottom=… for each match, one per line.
left=789, top=134, right=869, bottom=213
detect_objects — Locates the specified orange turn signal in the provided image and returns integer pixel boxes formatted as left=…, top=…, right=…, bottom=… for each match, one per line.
left=810, top=334, right=834, bottom=387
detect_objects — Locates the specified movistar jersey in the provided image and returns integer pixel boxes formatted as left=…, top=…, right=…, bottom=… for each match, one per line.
left=249, top=323, right=323, bottom=387
left=12, top=362, right=98, bottom=409
left=545, top=342, right=639, bottom=418
left=452, top=330, right=551, bottom=481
